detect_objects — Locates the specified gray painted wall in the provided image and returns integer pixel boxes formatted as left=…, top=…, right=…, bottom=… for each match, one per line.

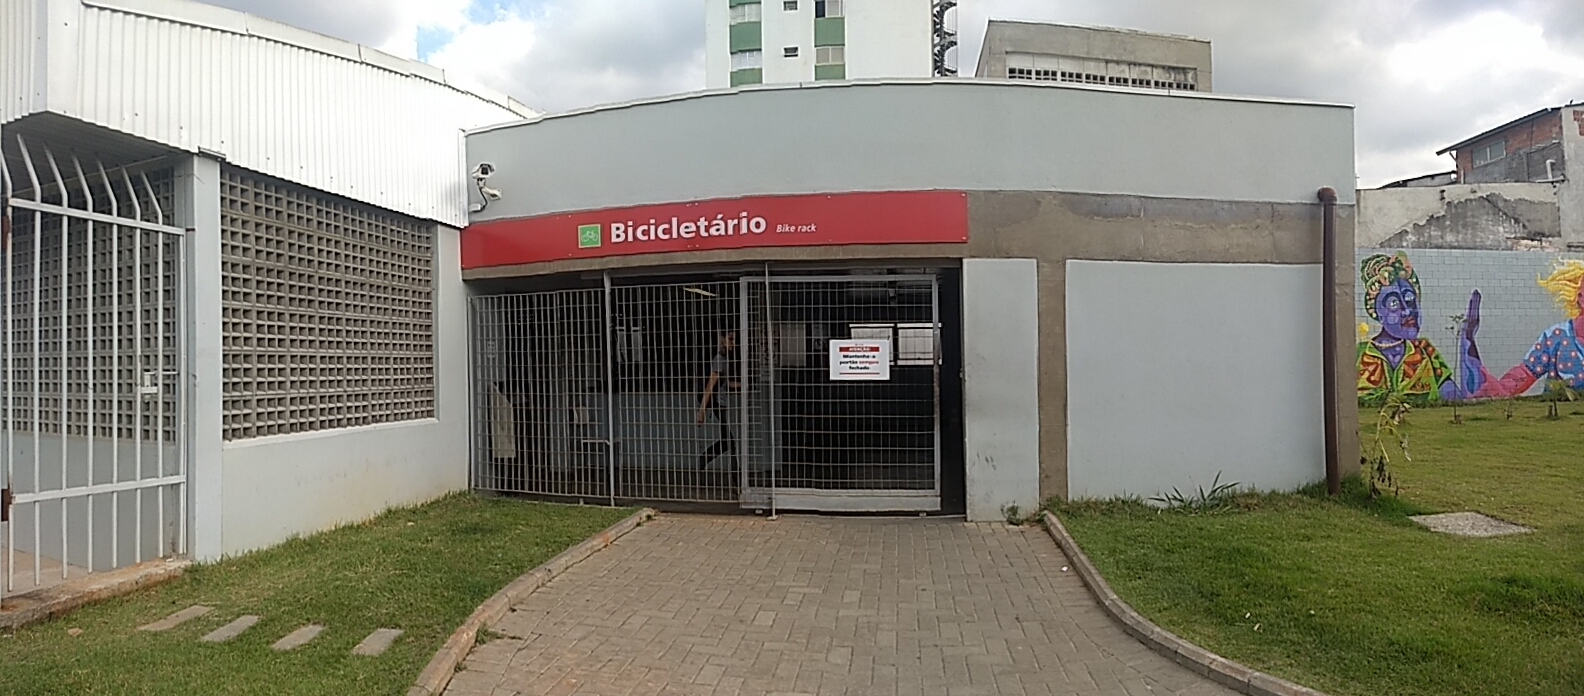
left=1354, top=248, right=1584, bottom=398
left=466, top=81, right=1354, bottom=223
left=1066, top=261, right=1325, bottom=500
left=962, top=259, right=1041, bottom=520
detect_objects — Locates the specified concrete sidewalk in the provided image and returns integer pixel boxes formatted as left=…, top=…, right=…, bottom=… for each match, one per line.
left=443, top=515, right=1236, bottom=696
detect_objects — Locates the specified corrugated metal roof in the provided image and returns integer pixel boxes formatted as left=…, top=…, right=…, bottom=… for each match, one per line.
left=3, top=0, right=533, bottom=227
left=0, top=0, right=38, bottom=124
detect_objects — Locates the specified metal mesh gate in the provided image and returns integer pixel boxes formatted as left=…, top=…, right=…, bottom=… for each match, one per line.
left=470, top=272, right=942, bottom=512
left=2, top=135, right=188, bottom=600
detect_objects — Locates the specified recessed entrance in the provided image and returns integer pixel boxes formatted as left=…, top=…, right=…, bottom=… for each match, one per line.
left=469, top=267, right=964, bottom=513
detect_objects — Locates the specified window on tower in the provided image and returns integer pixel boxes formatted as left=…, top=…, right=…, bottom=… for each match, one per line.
left=814, top=0, right=843, bottom=18
left=730, top=50, right=764, bottom=70
left=729, top=2, right=762, bottom=24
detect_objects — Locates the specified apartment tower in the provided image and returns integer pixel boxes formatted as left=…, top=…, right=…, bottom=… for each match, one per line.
left=706, top=0, right=950, bottom=88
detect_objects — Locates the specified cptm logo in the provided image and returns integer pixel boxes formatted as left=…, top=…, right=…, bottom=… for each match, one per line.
left=577, top=223, right=602, bottom=249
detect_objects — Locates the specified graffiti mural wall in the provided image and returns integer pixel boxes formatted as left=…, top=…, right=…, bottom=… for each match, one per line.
left=1355, top=249, right=1584, bottom=405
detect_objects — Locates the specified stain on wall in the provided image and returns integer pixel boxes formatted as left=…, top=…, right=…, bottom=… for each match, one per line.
left=1379, top=193, right=1560, bottom=250
left=1356, top=249, right=1584, bottom=404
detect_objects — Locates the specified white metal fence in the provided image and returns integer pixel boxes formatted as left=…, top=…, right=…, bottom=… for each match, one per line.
left=1, top=135, right=188, bottom=601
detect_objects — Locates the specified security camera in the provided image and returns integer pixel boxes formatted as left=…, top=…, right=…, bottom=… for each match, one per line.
left=480, top=186, right=503, bottom=201
left=470, top=162, right=496, bottom=181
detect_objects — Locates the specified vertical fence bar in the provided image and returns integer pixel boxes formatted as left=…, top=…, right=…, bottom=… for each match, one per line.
left=603, top=274, right=617, bottom=506
left=2, top=140, right=13, bottom=594
left=72, top=156, right=95, bottom=572
left=97, top=163, right=119, bottom=569
left=18, top=136, right=42, bottom=586
left=44, top=145, right=71, bottom=579
left=147, top=173, right=166, bottom=559
left=932, top=275, right=942, bottom=495
left=738, top=278, right=749, bottom=501
left=763, top=266, right=776, bottom=519
left=175, top=228, right=188, bottom=556
left=125, top=174, right=143, bottom=564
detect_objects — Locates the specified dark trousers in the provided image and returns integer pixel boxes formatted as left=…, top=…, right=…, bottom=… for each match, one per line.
left=699, top=403, right=737, bottom=470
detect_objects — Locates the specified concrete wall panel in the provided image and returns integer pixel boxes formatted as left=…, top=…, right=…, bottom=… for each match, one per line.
left=962, top=259, right=1041, bottom=520
left=1358, top=183, right=1559, bottom=249
left=1066, top=261, right=1325, bottom=500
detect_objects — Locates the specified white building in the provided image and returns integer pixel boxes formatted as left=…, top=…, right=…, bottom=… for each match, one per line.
left=1, top=0, right=527, bottom=597
left=705, top=0, right=939, bottom=88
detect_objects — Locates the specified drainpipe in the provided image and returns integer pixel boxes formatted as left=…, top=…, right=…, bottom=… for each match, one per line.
left=1317, top=187, right=1341, bottom=496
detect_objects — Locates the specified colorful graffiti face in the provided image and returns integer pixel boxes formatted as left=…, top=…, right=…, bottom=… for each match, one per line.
left=1357, top=251, right=1487, bottom=405
left=1374, top=278, right=1421, bottom=341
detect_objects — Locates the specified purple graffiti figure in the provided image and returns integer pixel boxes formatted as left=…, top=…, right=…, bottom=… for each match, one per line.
left=1357, top=252, right=1485, bottom=405
left=1476, top=260, right=1584, bottom=398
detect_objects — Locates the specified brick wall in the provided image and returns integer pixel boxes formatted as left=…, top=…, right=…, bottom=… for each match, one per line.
left=1458, top=111, right=1565, bottom=183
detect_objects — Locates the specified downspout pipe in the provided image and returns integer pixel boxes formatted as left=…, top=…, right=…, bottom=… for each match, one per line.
left=1318, top=187, right=1341, bottom=496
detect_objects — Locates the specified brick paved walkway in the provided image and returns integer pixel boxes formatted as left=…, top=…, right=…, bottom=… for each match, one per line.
left=443, top=515, right=1237, bottom=696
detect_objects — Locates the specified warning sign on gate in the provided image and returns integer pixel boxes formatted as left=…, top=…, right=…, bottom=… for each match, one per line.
left=829, top=340, right=891, bottom=381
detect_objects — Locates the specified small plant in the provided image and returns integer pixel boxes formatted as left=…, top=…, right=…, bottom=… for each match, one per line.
left=1002, top=504, right=1024, bottom=525
left=1544, top=378, right=1578, bottom=420
left=1002, top=504, right=1042, bottom=526
left=1149, top=472, right=1240, bottom=512
left=1503, top=397, right=1518, bottom=420
left=1362, top=393, right=1411, bottom=499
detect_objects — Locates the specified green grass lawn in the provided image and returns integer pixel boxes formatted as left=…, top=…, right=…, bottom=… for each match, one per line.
left=1052, top=400, right=1584, bottom=696
left=0, top=494, right=633, bottom=696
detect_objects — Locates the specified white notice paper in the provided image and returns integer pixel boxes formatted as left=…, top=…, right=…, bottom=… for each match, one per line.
left=828, top=339, right=891, bottom=381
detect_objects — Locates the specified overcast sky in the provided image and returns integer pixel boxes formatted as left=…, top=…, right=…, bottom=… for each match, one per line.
left=199, top=0, right=1584, bottom=188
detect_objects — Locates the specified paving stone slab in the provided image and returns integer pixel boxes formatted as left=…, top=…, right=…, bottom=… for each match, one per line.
left=137, top=605, right=212, bottom=632
left=200, top=615, right=261, bottom=643
left=1410, top=511, right=1533, bottom=537
left=441, top=516, right=1238, bottom=696
left=353, top=628, right=405, bottom=656
left=272, top=624, right=325, bottom=651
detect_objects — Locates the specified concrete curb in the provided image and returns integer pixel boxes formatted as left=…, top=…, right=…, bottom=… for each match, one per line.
left=407, top=507, right=657, bottom=696
left=1040, top=511, right=1334, bottom=696
left=0, top=558, right=190, bottom=631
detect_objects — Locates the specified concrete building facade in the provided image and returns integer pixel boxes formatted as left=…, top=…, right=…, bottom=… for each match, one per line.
left=975, top=20, right=1211, bottom=92
left=0, top=0, right=526, bottom=598
left=462, top=80, right=1357, bottom=521
left=705, top=0, right=935, bottom=88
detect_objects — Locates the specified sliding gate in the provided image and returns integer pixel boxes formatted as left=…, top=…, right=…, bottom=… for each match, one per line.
left=471, top=273, right=942, bottom=512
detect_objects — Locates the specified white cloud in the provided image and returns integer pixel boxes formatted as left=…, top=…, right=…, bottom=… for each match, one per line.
left=200, top=0, right=1584, bottom=188
left=425, top=15, right=541, bottom=104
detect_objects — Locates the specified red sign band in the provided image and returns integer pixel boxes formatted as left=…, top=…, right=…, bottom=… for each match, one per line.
left=462, top=190, right=968, bottom=269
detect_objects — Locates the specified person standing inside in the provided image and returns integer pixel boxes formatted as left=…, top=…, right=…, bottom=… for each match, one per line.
left=697, top=329, right=740, bottom=470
